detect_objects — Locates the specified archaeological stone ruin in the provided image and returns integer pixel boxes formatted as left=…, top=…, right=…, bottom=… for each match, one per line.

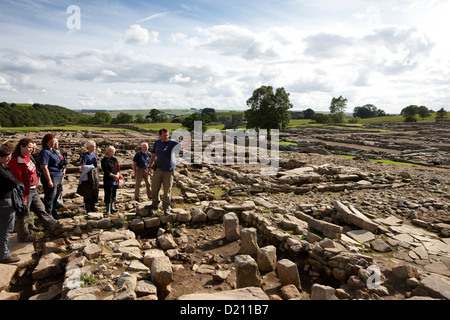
left=0, top=123, right=449, bottom=301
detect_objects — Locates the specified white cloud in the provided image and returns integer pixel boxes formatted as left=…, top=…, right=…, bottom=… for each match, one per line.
left=0, top=75, right=16, bottom=92
left=169, top=74, right=190, bottom=84
left=101, top=70, right=118, bottom=77
left=123, top=24, right=159, bottom=45
left=1, top=1, right=449, bottom=113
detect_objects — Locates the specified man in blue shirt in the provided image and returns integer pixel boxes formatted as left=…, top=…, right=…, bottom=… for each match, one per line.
left=133, top=142, right=152, bottom=201
left=148, top=128, right=181, bottom=215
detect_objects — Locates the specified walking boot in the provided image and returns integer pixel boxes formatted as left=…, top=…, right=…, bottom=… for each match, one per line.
left=111, top=201, right=118, bottom=213
left=105, top=202, right=112, bottom=216
left=163, top=206, right=170, bottom=216
left=17, top=218, right=36, bottom=242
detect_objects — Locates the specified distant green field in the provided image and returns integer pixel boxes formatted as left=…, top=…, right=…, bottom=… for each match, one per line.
left=1, top=107, right=443, bottom=133
left=357, top=114, right=439, bottom=123
left=104, top=109, right=245, bottom=119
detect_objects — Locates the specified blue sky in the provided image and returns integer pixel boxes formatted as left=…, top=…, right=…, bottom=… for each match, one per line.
left=1, top=0, right=449, bottom=114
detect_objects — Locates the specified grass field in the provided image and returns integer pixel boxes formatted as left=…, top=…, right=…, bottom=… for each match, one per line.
left=0, top=110, right=444, bottom=133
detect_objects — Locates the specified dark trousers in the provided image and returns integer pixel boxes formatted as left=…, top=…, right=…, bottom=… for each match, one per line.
left=104, top=184, right=117, bottom=204
left=0, top=198, right=15, bottom=260
left=41, top=175, right=63, bottom=219
left=84, top=194, right=98, bottom=212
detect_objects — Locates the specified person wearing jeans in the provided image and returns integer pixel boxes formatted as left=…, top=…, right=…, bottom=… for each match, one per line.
left=39, top=133, right=64, bottom=220
left=0, top=142, right=22, bottom=263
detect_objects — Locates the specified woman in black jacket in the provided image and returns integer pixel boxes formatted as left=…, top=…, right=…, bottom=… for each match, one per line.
left=101, top=146, right=122, bottom=215
left=0, top=142, right=22, bottom=263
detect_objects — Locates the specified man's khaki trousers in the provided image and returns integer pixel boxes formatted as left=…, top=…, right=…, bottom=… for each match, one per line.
left=151, top=168, right=174, bottom=209
left=135, top=167, right=151, bottom=201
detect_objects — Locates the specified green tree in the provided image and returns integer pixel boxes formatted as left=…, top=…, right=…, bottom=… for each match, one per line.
left=404, top=114, right=417, bottom=122
left=330, top=96, right=347, bottom=114
left=111, top=112, right=134, bottom=124
left=377, top=109, right=386, bottom=117
left=401, top=105, right=418, bottom=116
left=312, top=113, right=331, bottom=124
left=92, top=112, right=112, bottom=125
left=330, top=113, right=344, bottom=123
left=201, top=108, right=217, bottom=122
left=79, top=115, right=94, bottom=124
left=435, top=108, right=447, bottom=122
left=182, top=113, right=209, bottom=132
left=134, top=114, right=147, bottom=123
left=147, top=108, right=161, bottom=123
left=417, top=106, right=431, bottom=120
left=245, top=85, right=292, bottom=131
left=303, top=108, right=316, bottom=119
left=353, top=104, right=381, bottom=119
left=401, top=105, right=419, bottom=122
left=146, top=108, right=168, bottom=123
left=329, top=96, right=347, bottom=123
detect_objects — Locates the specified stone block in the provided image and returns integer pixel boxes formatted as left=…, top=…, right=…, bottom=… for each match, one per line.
left=235, top=255, right=262, bottom=289
left=276, top=259, right=301, bottom=290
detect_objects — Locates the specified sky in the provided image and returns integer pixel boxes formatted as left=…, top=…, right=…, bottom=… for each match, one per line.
left=0, top=0, right=449, bottom=114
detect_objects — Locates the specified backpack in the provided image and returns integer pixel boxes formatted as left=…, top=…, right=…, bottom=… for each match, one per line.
left=12, top=183, right=26, bottom=217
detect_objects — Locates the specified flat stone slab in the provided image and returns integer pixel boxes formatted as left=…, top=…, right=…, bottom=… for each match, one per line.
left=0, top=291, right=20, bottom=300
left=377, top=216, right=403, bottom=226
left=346, top=229, right=375, bottom=243
left=420, top=274, right=450, bottom=300
left=0, top=264, right=17, bottom=291
left=9, top=235, right=35, bottom=255
left=178, top=287, right=270, bottom=300
left=370, top=239, right=392, bottom=252
left=392, top=233, right=415, bottom=244
left=424, top=261, right=450, bottom=277
left=127, top=261, right=150, bottom=272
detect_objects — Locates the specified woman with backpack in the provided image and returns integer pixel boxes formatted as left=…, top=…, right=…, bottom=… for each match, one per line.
left=0, top=142, right=23, bottom=263
left=8, top=138, right=61, bottom=240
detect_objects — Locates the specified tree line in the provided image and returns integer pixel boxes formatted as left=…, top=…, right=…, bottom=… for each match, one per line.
left=0, top=102, right=84, bottom=127
left=1, top=92, right=447, bottom=130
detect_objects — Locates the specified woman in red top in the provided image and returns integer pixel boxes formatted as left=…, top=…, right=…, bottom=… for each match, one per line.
left=8, top=138, right=60, bottom=241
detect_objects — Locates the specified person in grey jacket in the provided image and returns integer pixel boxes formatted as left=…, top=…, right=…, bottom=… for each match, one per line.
left=0, top=142, right=22, bottom=263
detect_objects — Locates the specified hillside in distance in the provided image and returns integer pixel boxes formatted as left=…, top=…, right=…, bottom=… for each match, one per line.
left=0, top=102, right=84, bottom=127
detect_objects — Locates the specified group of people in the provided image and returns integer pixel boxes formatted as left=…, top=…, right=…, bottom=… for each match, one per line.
left=77, top=128, right=183, bottom=215
left=77, top=141, right=123, bottom=216
left=0, top=134, right=65, bottom=264
left=0, top=128, right=183, bottom=264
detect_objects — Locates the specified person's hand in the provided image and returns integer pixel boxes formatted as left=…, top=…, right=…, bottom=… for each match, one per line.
left=48, top=180, right=54, bottom=188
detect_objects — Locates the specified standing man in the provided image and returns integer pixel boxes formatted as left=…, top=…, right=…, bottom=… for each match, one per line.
left=133, top=142, right=152, bottom=202
left=148, top=128, right=181, bottom=215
